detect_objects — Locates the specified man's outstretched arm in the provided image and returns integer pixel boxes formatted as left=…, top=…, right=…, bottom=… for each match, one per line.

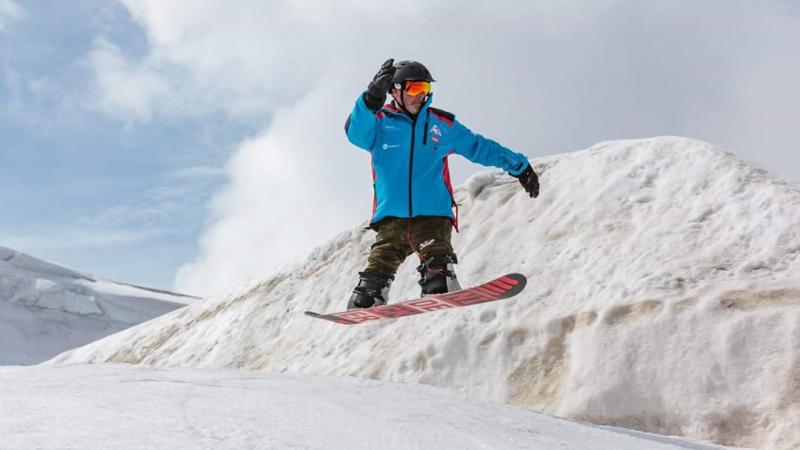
left=450, top=119, right=539, bottom=197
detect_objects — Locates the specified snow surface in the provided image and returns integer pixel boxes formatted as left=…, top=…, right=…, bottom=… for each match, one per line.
left=0, top=364, right=735, bottom=449
left=51, top=137, right=800, bottom=449
left=0, top=246, right=197, bottom=365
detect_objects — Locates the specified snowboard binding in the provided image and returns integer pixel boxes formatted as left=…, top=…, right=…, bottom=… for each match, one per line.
left=417, top=255, right=461, bottom=296
left=347, top=272, right=393, bottom=310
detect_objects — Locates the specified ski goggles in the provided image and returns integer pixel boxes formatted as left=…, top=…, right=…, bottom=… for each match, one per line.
left=401, top=80, right=432, bottom=97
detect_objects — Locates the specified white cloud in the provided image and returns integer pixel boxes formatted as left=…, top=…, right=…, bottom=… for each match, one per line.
left=88, top=0, right=359, bottom=122
left=4, top=228, right=167, bottom=252
left=88, top=38, right=172, bottom=121
left=0, top=0, right=23, bottom=33
left=93, top=0, right=621, bottom=122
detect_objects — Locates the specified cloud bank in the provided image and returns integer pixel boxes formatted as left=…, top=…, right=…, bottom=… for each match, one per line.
left=89, top=0, right=800, bottom=295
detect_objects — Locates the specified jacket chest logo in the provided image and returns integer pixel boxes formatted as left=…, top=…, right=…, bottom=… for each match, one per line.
left=430, top=124, right=442, bottom=143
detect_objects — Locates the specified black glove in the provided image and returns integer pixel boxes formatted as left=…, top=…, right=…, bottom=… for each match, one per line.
left=364, top=58, right=395, bottom=111
left=514, top=164, right=540, bottom=198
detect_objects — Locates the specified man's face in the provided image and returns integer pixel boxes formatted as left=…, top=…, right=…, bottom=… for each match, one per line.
left=391, top=88, right=427, bottom=115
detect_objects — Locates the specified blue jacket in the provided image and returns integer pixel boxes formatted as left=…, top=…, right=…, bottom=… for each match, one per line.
left=345, top=93, right=529, bottom=228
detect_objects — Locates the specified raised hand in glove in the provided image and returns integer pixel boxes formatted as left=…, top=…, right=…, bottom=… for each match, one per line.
left=514, top=164, right=540, bottom=198
left=364, top=58, right=395, bottom=111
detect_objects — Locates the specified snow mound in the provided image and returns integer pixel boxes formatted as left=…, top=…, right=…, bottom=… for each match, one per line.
left=0, top=364, right=733, bottom=449
left=51, top=137, right=800, bottom=449
left=0, top=247, right=197, bottom=365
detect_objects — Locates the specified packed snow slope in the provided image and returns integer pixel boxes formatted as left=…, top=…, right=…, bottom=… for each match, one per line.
left=0, top=364, right=735, bottom=450
left=0, top=246, right=197, bottom=365
left=53, top=137, right=800, bottom=449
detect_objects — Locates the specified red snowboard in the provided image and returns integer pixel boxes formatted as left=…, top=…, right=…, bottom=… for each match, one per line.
left=305, top=273, right=526, bottom=325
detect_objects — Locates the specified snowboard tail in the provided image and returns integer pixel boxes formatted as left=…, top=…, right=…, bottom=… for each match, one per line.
left=305, top=273, right=526, bottom=325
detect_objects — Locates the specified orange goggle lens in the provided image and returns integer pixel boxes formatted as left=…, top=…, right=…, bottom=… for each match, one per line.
left=404, top=80, right=432, bottom=97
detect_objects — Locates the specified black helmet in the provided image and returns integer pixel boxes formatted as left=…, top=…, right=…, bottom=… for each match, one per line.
left=391, top=60, right=435, bottom=84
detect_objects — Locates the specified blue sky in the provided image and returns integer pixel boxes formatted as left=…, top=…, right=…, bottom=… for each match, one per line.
left=2, top=1, right=799, bottom=296
left=1, top=1, right=258, bottom=290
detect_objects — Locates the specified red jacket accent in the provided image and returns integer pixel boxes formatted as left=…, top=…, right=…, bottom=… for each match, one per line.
left=442, top=152, right=459, bottom=232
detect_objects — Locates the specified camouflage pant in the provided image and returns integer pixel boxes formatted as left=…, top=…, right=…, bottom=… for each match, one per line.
left=365, top=216, right=457, bottom=279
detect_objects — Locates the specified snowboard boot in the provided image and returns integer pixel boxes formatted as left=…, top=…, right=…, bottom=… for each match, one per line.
left=417, top=255, right=461, bottom=296
left=347, top=272, right=393, bottom=310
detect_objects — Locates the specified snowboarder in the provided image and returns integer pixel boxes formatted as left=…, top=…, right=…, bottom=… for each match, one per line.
left=344, top=59, right=539, bottom=310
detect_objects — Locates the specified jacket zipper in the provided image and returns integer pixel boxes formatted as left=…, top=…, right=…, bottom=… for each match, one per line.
left=422, top=110, right=429, bottom=145
left=408, top=115, right=417, bottom=217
